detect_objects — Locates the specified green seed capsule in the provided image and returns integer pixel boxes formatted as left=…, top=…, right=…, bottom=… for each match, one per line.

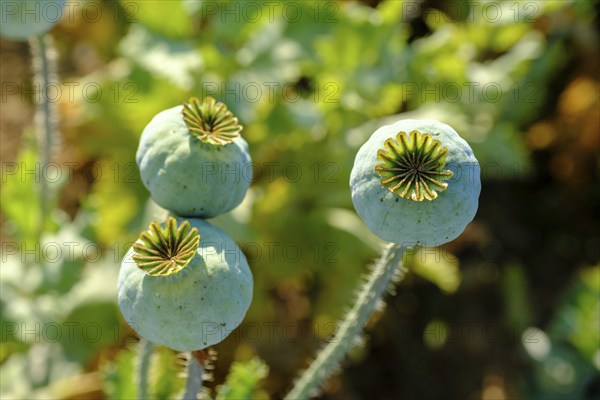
left=136, top=97, right=252, bottom=218
left=0, top=1, right=65, bottom=40
left=118, top=217, right=253, bottom=351
left=350, top=119, right=480, bottom=247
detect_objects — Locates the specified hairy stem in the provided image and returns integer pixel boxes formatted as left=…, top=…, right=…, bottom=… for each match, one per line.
left=30, top=34, right=59, bottom=240
left=182, top=355, right=205, bottom=400
left=285, top=243, right=406, bottom=400
left=137, top=339, right=153, bottom=400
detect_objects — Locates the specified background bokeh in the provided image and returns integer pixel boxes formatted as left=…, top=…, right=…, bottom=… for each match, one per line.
left=1, top=0, right=599, bottom=399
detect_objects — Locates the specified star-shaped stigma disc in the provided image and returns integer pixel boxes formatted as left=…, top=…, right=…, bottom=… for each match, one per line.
left=182, top=97, right=242, bottom=145
left=375, top=130, right=453, bottom=201
left=133, top=217, right=200, bottom=276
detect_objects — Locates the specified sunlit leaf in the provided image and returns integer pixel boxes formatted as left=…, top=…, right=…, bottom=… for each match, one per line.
left=405, top=247, right=462, bottom=294
left=216, top=357, right=269, bottom=400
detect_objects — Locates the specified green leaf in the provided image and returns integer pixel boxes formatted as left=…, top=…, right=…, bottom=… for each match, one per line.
left=103, top=346, right=137, bottom=400
left=216, top=357, right=269, bottom=400
left=405, top=247, right=462, bottom=294
left=119, top=24, right=203, bottom=90
left=150, top=347, right=185, bottom=400
left=0, top=132, right=67, bottom=245
left=61, top=301, right=121, bottom=365
left=0, top=136, right=41, bottom=245
left=122, top=0, right=193, bottom=39
left=549, top=266, right=600, bottom=363
left=502, top=263, right=534, bottom=326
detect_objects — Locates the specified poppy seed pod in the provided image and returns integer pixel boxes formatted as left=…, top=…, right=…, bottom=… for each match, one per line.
left=136, top=97, right=252, bottom=218
left=118, top=217, right=253, bottom=351
left=0, top=1, right=65, bottom=40
left=350, top=119, right=480, bottom=247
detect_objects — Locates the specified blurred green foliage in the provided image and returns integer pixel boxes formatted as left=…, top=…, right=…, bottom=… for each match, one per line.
left=103, top=345, right=186, bottom=400
left=216, top=357, right=269, bottom=400
left=1, top=0, right=598, bottom=399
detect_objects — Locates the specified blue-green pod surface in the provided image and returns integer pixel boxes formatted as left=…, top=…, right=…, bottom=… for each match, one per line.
left=118, top=217, right=253, bottom=351
left=350, top=119, right=480, bottom=247
left=136, top=98, right=252, bottom=218
left=0, top=1, right=65, bottom=40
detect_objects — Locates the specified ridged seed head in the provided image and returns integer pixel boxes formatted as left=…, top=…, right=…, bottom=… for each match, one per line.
left=375, top=130, right=453, bottom=201
left=133, top=217, right=200, bottom=276
left=182, top=96, right=242, bottom=145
